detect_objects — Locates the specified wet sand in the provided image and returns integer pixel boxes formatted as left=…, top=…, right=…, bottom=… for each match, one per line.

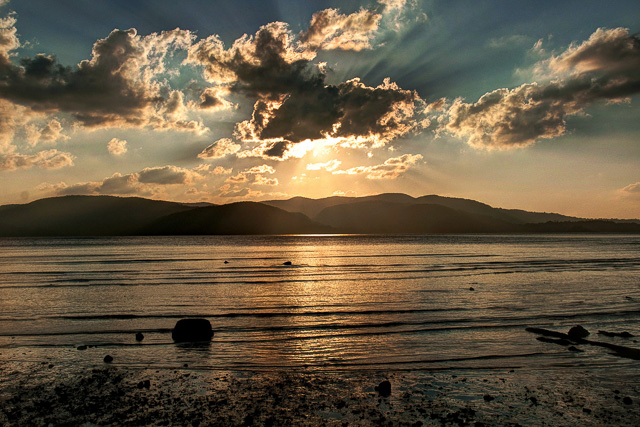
left=2, top=360, right=639, bottom=426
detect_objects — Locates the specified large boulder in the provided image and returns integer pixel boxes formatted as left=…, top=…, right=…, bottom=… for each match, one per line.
left=172, top=319, right=214, bottom=343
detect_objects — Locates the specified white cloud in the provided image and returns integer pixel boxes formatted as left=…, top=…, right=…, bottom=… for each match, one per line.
left=107, top=138, right=127, bottom=155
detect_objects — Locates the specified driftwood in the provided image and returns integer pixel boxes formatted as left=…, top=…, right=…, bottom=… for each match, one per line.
left=526, top=327, right=640, bottom=360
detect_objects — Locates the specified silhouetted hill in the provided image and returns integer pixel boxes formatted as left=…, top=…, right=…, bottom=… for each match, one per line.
left=0, top=195, right=192, bottom=236
left=0, top=194, right=637, bottom=236
left=315, top=201, right=519, bottom=234
left=265, top=193, right=582, bottom=225
left=141, top=202, right=331, bottom=235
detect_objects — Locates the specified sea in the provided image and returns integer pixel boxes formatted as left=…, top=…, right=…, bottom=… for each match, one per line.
left=1, top=234, right=639, bottom=375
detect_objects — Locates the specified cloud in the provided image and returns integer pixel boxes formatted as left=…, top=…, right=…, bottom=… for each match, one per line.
left=441, top=28, right=640, bottom=149
left=47, top=164, right=205, bottom=197
left=621, top=182, right=640, bottom=195
left=306, top=159, right=342, bottom=171
left=0, top=12, right=19, bottom=66
left=0, top=99, right=33, bottom=153
left=25, top=119, right=69, bottom=146
left=0, top=24, right=207, bottom=133
left=0, top=149, right=75, bottom=170
left=197, top=138, right=241, bottom=159
left=299, top=8, right=381, bottom=51
left=225, top=173, right=248, bottom=183
left=253, top=174, right=279, bottom=186
left=188, top=12, right=424, bottom=160
left=107, top=138, right=128, bottom=155
left=244, top=164, right=275, bottom=174
left=333, top=153, right=422, bottom=179
left=193, top=164, right=232, bottom=175
left=137, top=165, right=201, bottom=185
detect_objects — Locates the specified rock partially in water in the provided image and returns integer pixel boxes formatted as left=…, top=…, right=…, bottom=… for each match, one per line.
left=172, top=319, right=214, bottom=343
left=483, top=394, right=494, bottom=402
left=135, top=332, right=144, bottom=342
left=568, top=325, right=590, bottom=341
left=283, top=261, right=292, bottom=266
left=103, top=355, right=113, bottom=363
left=76, top=345, right=87, bottom=351
left=375, top=380, right=391, bottom=397
left=623, top=396, right=633, bottom=405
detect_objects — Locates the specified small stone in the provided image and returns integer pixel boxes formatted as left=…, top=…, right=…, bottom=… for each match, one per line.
left=283, top=261, right=292, bottom=265
left=77, top=345, right=87, bottom=351
left=623, top=396, right=633, bottom=405
left=103, top=355, right=113, bottom=363
left=469, top=287, right=475, bottom=291
left=583, top=407, right=592, bottom=414
left=529, top=396, right=538, bottom=405
left=224, top=260, right=229, bottom=264
left=568, top=346, right=583, bottom=352
left=483, top=394, right=495, bottom=402
left=375, top=380, right=391, bottom=397
left=184, top=363, right=189, bottom=368
left=135, top=332, right=144, bottom=341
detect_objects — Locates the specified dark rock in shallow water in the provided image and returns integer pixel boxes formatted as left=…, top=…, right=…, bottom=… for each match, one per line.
left=469, top=287, right=475, bottom=291
left=135, top=332, right=144, bottom=342
left=568, top=346, right=583, bottom=352
left=77, top=345, right=87, bottom=351
left=103, top=355, right=113, bottom=363
left=375, top=380, right=391, bottom=397
left=623, top=396, right=633, bottom=405
left=172, top=318, right=214, bottom=343
left=224, top=260, right=228, bottom=264
left=283, top=261, right=292, bottom=266
left=568, top=325, right=590, bottom=340
left=483, top=394, right=495, bottom=402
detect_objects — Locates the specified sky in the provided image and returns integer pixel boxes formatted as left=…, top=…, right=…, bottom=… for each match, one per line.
left=0, top=0, right=639, bottom=219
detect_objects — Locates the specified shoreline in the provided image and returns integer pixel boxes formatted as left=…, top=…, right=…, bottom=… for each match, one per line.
left=2, top=361, right=639, bottom=426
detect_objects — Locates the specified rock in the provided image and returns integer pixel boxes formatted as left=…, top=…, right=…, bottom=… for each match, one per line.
left=172, top=318, right=214, bottom=343
left=375, top=380, right=391, bottom=397
left=529, top=396, right=538, bottom=405
left=224, top=260, right=229, bottom=264
left=103, top=355, right=113, bottom=363
left=483, top=394, right=495, bottom=402
left=77, top=345, right=88, bottom=351
left=623, top=396, right=633, bottom=405
left=568, top=325, right=590, bottom=340
left=568, top=346, right=583, bottom=352
left=469, top=287, right=475, bottom=291
left=135, top=332, right=144, bottom=342
left=283, top=261, right=292, bottom=266
left=137, top=380, right=151, bottom=389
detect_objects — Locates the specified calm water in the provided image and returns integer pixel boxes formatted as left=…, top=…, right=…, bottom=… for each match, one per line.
left=1, top=234, right=639, bottom=373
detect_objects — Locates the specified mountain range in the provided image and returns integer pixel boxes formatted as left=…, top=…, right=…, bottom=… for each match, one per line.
left=0, top=193, right=638, bottom=236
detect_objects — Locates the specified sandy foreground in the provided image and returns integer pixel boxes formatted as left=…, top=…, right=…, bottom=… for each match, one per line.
left=1, top=358, right=639, bottom=426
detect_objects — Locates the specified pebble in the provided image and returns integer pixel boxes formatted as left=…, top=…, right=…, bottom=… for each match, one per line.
left=103, top=355, right=113, bottom=363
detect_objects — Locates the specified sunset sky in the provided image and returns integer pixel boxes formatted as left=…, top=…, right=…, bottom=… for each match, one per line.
left=1, top=0, right=639, bottom=218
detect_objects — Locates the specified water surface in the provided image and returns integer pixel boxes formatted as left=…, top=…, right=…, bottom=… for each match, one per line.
left=1, top=234, right=639, bottom=374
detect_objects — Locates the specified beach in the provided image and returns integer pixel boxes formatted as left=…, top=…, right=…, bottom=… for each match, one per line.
left=1, top=234, right=639, bottom=425
left=2, top=358, right=640, bottom=425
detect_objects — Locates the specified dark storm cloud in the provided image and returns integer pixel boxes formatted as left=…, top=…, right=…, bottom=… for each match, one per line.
left=0, top=27, right=203, bottom=132
left=188, top=14, right=423, bottom=159
left=442, top=28, right=640, bottom=149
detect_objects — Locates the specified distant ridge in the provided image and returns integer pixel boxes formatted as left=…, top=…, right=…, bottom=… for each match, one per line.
left=0, top=193, right=638, bottom=236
